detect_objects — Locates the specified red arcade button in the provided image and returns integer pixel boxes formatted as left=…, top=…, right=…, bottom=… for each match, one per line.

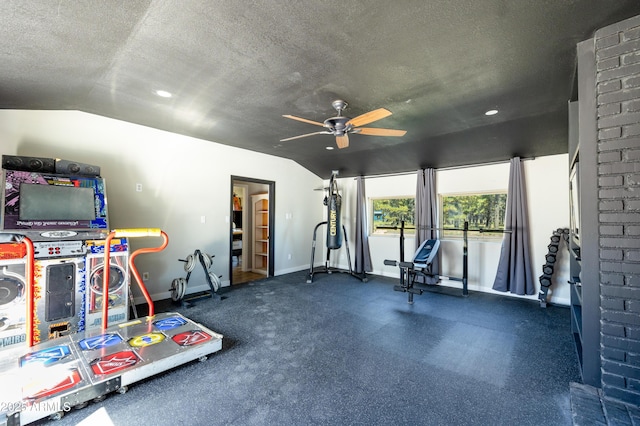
left=172, top=330, right=212, bottom=347
left=90, top=350, right=140, bottom=375
left=27, top=369, right=82, bottom=400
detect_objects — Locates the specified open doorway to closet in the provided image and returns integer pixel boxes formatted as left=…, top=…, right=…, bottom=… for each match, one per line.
left=230, top=176, right=275, bottom=285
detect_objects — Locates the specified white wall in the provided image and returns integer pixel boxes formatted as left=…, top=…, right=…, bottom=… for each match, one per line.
left=0, top=110, right=323, bottom=301
left=334, top=154, right=571, bottom=305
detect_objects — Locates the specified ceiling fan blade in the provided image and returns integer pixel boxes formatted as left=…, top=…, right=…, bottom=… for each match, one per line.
left=355, top=127, right=407, bottom=137
left=347, top=108, right=392, bottom=127
left=280, top=131, right=331, bottom=142
left=283, top=114, right=325, bottom=127
left=336, top=134, right=349, bottom=149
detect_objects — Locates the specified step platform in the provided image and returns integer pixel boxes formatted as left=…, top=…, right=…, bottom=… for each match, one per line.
left=0, top=312, right=222, bottom=425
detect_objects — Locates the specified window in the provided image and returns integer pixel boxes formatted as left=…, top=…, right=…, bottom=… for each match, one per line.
left=371, top=197, right=415, bottom=235
left=440, top=192, right=507, bottom=238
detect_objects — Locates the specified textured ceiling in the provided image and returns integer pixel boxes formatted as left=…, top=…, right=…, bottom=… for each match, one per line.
left=1, top=1, right=640, bottom=178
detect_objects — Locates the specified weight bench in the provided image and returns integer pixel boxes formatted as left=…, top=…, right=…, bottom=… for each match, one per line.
left=384, top=239, right=440, bottom=304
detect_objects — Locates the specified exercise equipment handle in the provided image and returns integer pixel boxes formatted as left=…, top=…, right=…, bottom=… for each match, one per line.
left=102, top=229, right=169, bottom=331
left=112, top=228, right=163, bottom=238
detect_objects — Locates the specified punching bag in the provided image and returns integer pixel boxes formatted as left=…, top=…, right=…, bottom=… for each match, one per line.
left=327, top=192, right=342, bottom=249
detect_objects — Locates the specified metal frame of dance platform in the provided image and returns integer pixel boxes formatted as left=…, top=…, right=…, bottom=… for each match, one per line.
left=1, top=312, right=222, bottom=425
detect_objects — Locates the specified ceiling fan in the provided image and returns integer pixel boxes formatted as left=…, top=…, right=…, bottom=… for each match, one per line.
left=281, top=100, right=406, bottom=149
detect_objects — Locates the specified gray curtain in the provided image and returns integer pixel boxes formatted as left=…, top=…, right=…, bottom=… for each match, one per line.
left=354, top=176, right=373, bottom=274
left=492, top=157, right=535, bottom=295
left=415, top=168, right=439, bottom=284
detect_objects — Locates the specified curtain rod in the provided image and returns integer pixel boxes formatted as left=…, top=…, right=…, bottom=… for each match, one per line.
left=354, top=156, right=535, bottom=180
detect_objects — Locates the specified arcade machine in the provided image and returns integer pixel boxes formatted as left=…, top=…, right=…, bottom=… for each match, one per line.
left=0, top=156, right=223, bottom=425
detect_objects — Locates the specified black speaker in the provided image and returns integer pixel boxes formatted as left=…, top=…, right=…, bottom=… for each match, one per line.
left=55, top=159, right=101, bottom=177
left=2, top=155, right=56, bottom=173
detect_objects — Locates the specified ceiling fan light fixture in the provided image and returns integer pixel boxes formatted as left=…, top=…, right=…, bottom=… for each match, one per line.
left=324, top=116, right=351, bottom=133
left=485, top=109, right=498, bottom=116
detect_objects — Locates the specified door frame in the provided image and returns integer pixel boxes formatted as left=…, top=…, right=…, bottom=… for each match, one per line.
left=229, top=175, right=275, bottom=283
left=232, top=183, right=249, bottom=271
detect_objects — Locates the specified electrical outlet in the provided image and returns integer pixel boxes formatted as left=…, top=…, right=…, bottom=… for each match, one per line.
left=287, top=253, right=292, bottom=260
left=136, top=183, right=143, bottom=192
left=142, top=272, right=149, bottom=281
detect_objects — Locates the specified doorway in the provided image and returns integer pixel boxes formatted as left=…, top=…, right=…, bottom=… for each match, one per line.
left=230, top=176, right=275, bottom=285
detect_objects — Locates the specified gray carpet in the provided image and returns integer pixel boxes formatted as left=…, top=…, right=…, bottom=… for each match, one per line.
left=36, top=271, right=580, bottom=425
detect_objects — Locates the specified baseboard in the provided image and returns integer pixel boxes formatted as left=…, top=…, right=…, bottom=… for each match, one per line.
left=134, top=283, right=214, bottom=305
left=275, top=264, right=313, bottom=276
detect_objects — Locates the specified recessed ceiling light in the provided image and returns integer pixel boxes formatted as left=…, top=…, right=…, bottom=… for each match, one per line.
left=326, top=146, right=334, bottom=150
left=155, top=90, right=172, bottom=98
left=485, top=109, right=498, bottom=116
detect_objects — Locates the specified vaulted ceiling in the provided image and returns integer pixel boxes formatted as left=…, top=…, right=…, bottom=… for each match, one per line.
left=2, top=1, right=640, bottom=178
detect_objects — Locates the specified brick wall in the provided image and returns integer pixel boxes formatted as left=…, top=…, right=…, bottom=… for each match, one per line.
left=595, top=14, right=640, bottom=405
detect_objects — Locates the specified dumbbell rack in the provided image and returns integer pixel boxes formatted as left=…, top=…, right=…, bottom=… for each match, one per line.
left=537, top=228, right=569, bottom=308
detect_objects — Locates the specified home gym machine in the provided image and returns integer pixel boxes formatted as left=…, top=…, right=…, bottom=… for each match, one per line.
left=537, top=228, right=569, bottom=308
left=384, top=221, right=511, bottom=303
left=307, top=172, right=367, bottom=283
left=170, top=249, right=222, bottom=307
left=384, top=221, right=467, bottom=303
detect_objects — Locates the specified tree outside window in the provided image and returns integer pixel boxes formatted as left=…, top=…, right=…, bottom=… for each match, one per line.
left=370, top=193, right=506, bottom=238
left=371, top=197, right=415, bottom=235
left=440, top=193, right=507, bottom=237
